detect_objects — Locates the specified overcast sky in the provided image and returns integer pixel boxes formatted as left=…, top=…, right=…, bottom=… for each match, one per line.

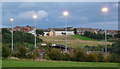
left=2, top=2, right=118, bottom=30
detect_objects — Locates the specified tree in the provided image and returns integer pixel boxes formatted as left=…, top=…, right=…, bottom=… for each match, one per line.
left=2, top=33, right=11, bottom=43
left=84, top=31, right=104, bottom=40
left=2, top=28, right=11, bottom=34
left=36, top=29, right=44, bottom=36
left=47, top=49, right=62, bottom=60
left=87, top=53, right=99, bottom=62
left=15, top=46, right=27, bottom=58
left=110, top=41, right=120, bottom=55
left=2, top=28, right=12, bottom=43
left=2, top=30, right=43, bottom=44
left=13, top=31, right=43, bottom=44
left=23, top=32, right=35, bottom=44
left=98, top=52, right=104, bottom=62
left=2, top=46, right=11, bottom=58
left=63, top=53, right=71, bottom=61
left=73, top=49, right=88, bottom=61
left=74, top=28, right=77, bottom=35
left=115, top=31, right=120, bottom=39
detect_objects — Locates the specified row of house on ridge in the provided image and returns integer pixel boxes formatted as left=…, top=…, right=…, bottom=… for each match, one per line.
left=41, top=27, right=74, bottom=36
left=13, top=26, right=119, bottom=37
left=77, top=28, right=118, bottom=36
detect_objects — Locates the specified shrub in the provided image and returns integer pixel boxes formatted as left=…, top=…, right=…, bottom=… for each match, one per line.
left=98, top=52, right=104, bottom=62
left=26, top=53, right=35, bottom=59
left=73, top=49, right=88, bottom=61
left=110, top=54, right=120, bottom=63
left=87, top=53, right=99, bottom=62
left=44, top=55, right=50, bottom=60
left=62, top=53, right=71, bottom=61
left=15, top=46, right=27, bottom=58
left=47, top=48, right=62, bottom=60
left=111, top=41, right=120, bottom=55
left=2, top=28, right=11, bottom=34
left=2, top=46, right=12, bottom=58
left=2, top=33, right=11, bottom=43
left=33, top=49, right=40, bottom=59
left=103, top=54, right=111, bottom=62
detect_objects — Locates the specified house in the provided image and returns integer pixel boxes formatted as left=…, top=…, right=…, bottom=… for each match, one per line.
left=77, top=28, right=99, bottom=35
left=106, top=30, right=118, bottom=37
left=42, top=27, right=74, bottom=36
left=77, top=27, right=119, bottom=37
left=47, top=30, right=55, bottom=36
left=15, top=26, right=31, bottom=32
left=28, top=29, right=36, bottom=35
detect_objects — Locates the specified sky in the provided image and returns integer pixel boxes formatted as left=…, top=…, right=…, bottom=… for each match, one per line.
left=2, top=2, right=118, bottom=30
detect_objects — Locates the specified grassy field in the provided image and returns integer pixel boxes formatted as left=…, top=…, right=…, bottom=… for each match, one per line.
left=71, top=35, right=100, bottom=41
left=2, top=59, right=118, bottom=67
left=39, top=35, right=112, bottom=48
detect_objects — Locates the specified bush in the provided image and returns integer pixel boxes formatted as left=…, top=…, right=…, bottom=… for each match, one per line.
left=98, top=52, right=104, bottom=62
left=62, top=53, right=71, bottom=61
left=110, top=54, right=120, bottom=63
left=2, top=46, right=12, bottom=58
left=26, top=53, right=35, bottom=59
left=15, top=46, right=27, bottom=58
left=33, top=49, right=40, bottom=59
left=73, top=49, right=88, bottom=61
left=2, top=28, right=11, bottom=34
left=47, top=48, right=62, bottom=60
left=87, top=53, right=99, bottom=62
left=103, top=54, right=111, bottom=62
left=44, top=55, right=50, bottom=60
left=3, top=31, right=43, bottom=44
left=111, top=41, right=120, bottom=55
left=2, top=33, right=11, bottom=43
left=84, top=31, right=104, bottom=40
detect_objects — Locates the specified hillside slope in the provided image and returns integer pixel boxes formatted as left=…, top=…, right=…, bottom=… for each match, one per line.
left=39, top=35, right=112, bottom=48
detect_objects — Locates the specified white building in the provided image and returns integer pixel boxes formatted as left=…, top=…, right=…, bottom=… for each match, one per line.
left=43, top=27, right=74, bottom=36
left=28, top=29, right=35, bottom=35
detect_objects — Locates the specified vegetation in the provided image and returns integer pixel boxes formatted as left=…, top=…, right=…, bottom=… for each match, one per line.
left=115, top=31, right=120, bottom=39
left=36, top=29, right=44, bottom=36
left=2, top=28, right=120, bottom=66
left=2, top=28, right=43, bottom=59
left=71, top=35, right=99, bottom=41
left=72, top=49, right=87, bottom=61
left=83, top=31, right=114, bottom=40
left=110, top=40, right=120, bottom=55
left=47, top=49, right=62, bottom=60
left=2, top=46, right=12, bottom=59
left=46, top=48, right=120, bottom=63
left=87, top=53, right=99, bottom=62
left=2, top=28, right=11, bottom=34
left=73, top=28, right=77, bottom=35
left=14, top=46, right=27, bottom=58
left=84, top=31, right=105, bottom=40
left=2, top=28, right=43, bottom=44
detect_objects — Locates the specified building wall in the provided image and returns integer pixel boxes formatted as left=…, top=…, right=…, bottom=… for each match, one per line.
left=55, top=31, right=74, bottom=35
left=44, top=32, right=49, bottom=36
left=49, top=31, right=55, bottom=36
left=44, top=31, right=74, bottom=36
left=28, top=29, right=35, bottom=35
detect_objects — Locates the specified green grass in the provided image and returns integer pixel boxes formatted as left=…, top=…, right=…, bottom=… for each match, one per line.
left=2, top=59, right=118, bottom=67
left=71, top=35, right=99, bottom=41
